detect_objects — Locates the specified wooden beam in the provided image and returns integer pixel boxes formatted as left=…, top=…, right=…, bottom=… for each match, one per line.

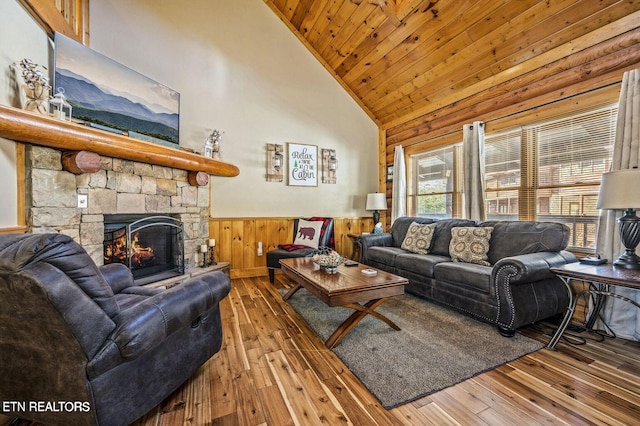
left=386, top=32, right=640, bottom=145
left=15, top=143, right=26, bottom=228
left=378, top=0, right=429, bottom=23
left=17, top=0, right=81, bottom=42
left=0, top=105, right=240, bottom=177
left=383, top=10, right=640, bottom=130
left=376, top=0, right=402, bottom=26
left=188, top=171, right=210, bottom=187
left=78, top=0, right=90, bottom=45
left=378, top=128, right=388, bottom=228
left=61, top=150, right=101, bottom=174
left=0, top=226, right=28, bottom=234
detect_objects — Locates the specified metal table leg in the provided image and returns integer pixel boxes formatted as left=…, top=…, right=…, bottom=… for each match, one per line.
left=547, top=275, right=575, bottom=350
left=548, top=279, right=640, bottom=350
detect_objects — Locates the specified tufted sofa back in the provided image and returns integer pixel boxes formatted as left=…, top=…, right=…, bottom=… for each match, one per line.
left=390, top=217, right=476, bottom=255
left=390, top=216, right=437, bottom=246
left=390, top=217, right=570, bottom=264
left=480, top=220, right=570, bottom=264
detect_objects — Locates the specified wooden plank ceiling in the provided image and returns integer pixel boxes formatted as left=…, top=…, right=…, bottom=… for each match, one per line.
left=263, top=0, right=640, bottom=129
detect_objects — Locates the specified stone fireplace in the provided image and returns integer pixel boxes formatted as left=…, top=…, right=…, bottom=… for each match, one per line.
left=25, top=145, right=210, bottom=274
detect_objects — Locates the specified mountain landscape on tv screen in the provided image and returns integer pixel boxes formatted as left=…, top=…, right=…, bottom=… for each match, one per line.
left=55, top=69, right=179, bottom=143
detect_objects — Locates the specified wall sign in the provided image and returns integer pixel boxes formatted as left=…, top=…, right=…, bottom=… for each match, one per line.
left=287, top=143, right=317, bottom=186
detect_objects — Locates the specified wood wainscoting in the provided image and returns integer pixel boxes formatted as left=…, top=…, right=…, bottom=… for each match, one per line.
left=209, top=217, right=375, bottom=278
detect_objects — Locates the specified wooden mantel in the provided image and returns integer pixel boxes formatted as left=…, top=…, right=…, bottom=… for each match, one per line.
left=0, top=104, right=240, bottom=177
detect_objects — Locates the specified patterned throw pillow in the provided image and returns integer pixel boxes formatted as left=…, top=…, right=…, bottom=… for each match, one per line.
left=292, top=219, right=323, bottom=249
left=449, top=227, right=493, bottom=266
left=401, top=222, right=437, bottom=254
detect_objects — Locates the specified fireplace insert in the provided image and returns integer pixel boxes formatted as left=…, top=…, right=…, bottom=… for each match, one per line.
left=104, top=215, right=184, bottom=284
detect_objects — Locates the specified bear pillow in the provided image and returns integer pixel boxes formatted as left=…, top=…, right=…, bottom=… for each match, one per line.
left=292, top=219, right=323, bottom=249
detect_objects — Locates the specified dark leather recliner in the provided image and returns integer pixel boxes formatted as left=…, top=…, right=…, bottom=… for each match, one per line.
left=0, top=233, right=231, bottom=426
left=266, top=217, right=335, bottom=283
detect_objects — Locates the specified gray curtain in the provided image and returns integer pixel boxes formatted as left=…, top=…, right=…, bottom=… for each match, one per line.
left=594, top=68, right=640, bottom=341
left=391, top=145, right=406, bottom=223
left=462, top=121, right=486, bottom=221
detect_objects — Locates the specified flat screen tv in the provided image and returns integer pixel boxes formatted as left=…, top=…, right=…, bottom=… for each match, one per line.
left=53, top=32, right=180, bottom=145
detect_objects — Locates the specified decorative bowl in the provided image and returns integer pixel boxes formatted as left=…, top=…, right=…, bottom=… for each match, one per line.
left=312, top=249, right=346, bottom=273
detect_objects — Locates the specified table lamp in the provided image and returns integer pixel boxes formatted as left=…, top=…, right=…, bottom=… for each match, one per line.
left=597, top=168, right=640, bottom=269
left=366, top=193, right=387, bottom=228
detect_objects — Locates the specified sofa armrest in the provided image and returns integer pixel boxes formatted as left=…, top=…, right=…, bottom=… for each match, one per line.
left=87, top=271, right=230, bottom=378
left=360, top=233, right=393, bottom=248
left=492, top=251, right=577, bottom=285
left=359, top=233, right=393, bottom=263
left=100, top=263, right=135, bottom=294
left=492, top=251, right=576, bottom=332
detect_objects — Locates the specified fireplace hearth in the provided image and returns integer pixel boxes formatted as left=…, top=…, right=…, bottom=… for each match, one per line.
left=104, top=215, right=184, bottom=285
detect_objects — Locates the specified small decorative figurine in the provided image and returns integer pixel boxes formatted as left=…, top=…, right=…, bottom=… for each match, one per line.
left=203, top=129, right=223, bottom=159
left=13, top=58, right=51, bottom=115
left=373, top=222, right=383, bottom=234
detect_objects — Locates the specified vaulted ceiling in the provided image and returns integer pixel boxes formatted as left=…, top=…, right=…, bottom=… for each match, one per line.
left=264, top=0, right=640, bottom=130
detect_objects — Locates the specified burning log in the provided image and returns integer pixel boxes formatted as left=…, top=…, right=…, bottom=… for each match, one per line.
left=129, top=233, right=155, bottom=268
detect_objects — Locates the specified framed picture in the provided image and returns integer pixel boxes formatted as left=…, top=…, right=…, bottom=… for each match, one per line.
left=387, top=165, right=394, bottom=182
left=54, top=32, right=180, bottom=146
left=287, top=143, right=318, bottom=186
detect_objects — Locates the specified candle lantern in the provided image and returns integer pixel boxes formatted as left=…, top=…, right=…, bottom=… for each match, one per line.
left=50, top=87, right=72, bottom=121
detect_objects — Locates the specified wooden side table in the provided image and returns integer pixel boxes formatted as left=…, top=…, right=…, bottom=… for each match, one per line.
left=547, top=262, right=640, bottom=349
left=346, top=233, right=364, bottom=262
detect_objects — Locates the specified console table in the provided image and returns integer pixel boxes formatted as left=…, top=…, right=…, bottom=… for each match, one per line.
left=548, top=262, right=640, bottom=349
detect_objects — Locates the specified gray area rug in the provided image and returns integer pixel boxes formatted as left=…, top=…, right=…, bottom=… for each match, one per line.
left=280, top=288, right=544, bottom=408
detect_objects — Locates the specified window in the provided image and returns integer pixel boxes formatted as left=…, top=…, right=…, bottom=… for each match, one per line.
left=409, top=104, right=617, bottom=251
left=484, top=105, right=617, bottom=250
left=411, top=146, right=461, bottom=218
left=534, top=107, right=616, bottom=250
left=485, top=131, right=522, bottom=221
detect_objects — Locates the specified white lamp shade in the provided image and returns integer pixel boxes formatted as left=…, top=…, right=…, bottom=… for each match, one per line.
left=597, top=169, right=640, bottom=210
left=366, top=193, right=387, bottom=210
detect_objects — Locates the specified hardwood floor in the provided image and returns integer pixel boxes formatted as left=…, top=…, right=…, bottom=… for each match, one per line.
left=3, top=274, right=635, bottom=426
left=127, top=274, right=640, bottom=425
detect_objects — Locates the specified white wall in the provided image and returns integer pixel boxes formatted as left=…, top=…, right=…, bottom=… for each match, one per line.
left=0, top=1, right=50, bottom=227
left=90, top=0, right=379, bottom=218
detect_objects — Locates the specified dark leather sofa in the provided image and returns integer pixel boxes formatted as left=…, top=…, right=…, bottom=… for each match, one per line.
left=0, top=233, right=231, bottom=426
left=360, top=217, right=576, bottom=336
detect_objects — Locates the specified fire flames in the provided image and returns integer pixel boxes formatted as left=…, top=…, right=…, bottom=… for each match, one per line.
left=104, top=232, right=155, bottom=268
left=130, top=233, right=155, bottom=267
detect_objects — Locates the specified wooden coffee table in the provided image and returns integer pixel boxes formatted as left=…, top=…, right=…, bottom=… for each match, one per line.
left=279, top=257, right=408, bottom=349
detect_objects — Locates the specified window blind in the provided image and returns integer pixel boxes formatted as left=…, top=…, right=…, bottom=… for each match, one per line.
left=532, top=106, right=617, bottom=249
left=411, top=145, right=460, bottom=218
left=483, top=105, right=617, bottom=249
left=485, top=130, right=522, bottom=220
